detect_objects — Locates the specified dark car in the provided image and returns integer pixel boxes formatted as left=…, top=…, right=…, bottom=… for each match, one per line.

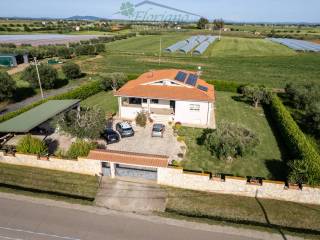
left=151, top=124, right=165, bottom=138
left=102, top=128, right=120, bottom=144
left=116, top=122, right=135, bottom=138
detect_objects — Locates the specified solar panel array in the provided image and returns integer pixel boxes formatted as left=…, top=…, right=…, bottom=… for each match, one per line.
left=185, top=74, right=198, bottom=86
left=197, top=85, right=208, bottom=92
left=268, top=38, right=320, bottom=52
left=165, top=35, right=217, bottom=55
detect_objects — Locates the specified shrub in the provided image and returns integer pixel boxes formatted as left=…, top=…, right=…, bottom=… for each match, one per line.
left=75, top=44, right=96, bottom=56
left=16, top=135, right=48, bottom=156
left=67, top=140, right=96, bottom=159
left=206, top=80, right=245, bottom=93
left=57, top=46, right=73, bottom=59
left=268, top=94, right=320, bottom=185
left=135, top=111, right=147, bottom=127
left=202, top=122, right=260, bottom=160
left=21, top=64, right=59, bottom=89
left=94, top=43, right=106, bottom=53
left=177, top=136, right=185, bottom=142
left=62, top=62, right=82, bottom=79
left=0, top=72, right=16, bottom=101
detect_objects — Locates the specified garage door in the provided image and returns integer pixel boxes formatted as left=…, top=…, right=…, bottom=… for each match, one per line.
left=115, top=164, right=157, bottom=181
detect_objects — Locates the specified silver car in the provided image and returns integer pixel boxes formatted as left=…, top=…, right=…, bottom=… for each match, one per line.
left=151, top=124, right=165, bottom=138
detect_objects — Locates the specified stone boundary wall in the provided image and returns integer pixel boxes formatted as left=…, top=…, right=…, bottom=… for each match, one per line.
left=158, top=167, right=320, bottom=205
left=0, top=152, right=101, bottom=176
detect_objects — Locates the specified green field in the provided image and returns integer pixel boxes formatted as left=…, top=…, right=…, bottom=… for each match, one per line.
left=0, top=162, right=99, bottom=200
left=205, top=37, right=296, bottom=57
left=178, top=91, right=286, bottom=179
left=81, top=91, right=118, bottom=114
left=78, top=34, right=320, bottom=88
left=165, top=187, right=320, bottom=239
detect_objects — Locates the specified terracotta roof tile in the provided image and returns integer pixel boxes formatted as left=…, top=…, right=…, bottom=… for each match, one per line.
left=87, top=150, right=169, bottom=168
left=115, top=69, right=215, bottom=102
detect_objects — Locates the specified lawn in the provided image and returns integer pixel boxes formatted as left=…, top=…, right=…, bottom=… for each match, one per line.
left=81, top=91, right=118, bottom=114
left=178, top=91, right=286, bottom=180
left=0, top=162, right=99, bottom=200
left=164, top=187, right=320, bottom=239
left=205, top=37, right=296, bottom=57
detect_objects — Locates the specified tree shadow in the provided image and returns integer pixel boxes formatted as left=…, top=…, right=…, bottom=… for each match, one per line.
left=265, top=159, right=288, bottom=181
left=231, top=95, right=253, bottom=106
left=53, top=78, right=69, bottom=89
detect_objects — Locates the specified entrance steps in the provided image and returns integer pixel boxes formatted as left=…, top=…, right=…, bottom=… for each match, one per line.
left=150, top=114, right=173, bottom=124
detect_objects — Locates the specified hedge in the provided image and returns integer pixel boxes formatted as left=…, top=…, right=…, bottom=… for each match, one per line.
left=206, top=80, right=245, bottom=93
left=268, top=94, right=320, bottom=185
left=0, top=80, right=103, bottom=124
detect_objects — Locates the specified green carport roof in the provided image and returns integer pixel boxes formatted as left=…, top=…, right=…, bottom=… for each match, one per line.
left=0, top=100, right=80, bottom=133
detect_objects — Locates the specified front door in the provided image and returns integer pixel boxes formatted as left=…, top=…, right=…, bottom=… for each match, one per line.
left=170, top=101, right=176, bottom=112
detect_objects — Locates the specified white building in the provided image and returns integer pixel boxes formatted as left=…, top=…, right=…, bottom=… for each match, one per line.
left=115, top=69, right=216, bottom=128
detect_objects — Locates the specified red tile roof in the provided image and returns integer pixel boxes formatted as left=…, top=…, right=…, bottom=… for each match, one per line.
left=115, top=69, right=215, bottom=102
left=87, top=149, right=169, bottom=168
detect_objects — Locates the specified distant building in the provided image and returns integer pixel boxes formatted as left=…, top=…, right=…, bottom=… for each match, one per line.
left=0, top=53, right=28, bottom=67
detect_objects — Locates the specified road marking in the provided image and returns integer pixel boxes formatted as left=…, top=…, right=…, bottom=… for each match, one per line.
left=0, top=227, right=81, bottom=240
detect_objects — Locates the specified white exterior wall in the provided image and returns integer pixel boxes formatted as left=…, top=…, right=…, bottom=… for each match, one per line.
left=120, top=106, right=142, bottom=120
left=175, top=100, right=211, bottom=126
left=149, top=100, right=171, bottom=109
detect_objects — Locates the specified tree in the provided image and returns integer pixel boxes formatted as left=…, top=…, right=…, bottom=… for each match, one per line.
left=57, top=46, right=73, bottom=59
left=213, top=18, right=225, bottom=30
left=95, top=43, right=106, bottom=53
left=197, top=17, right=209, bottom=29
left=62, top=62, right=82, bottom=79
left=21, top=64, right=59, bottom=89
left=0, top=72, right=16, bottom=101
left=202, top=122, right=260, bottom=160
left=100, top=72, right=127, bottom=91
left=242, top=85, right=270, bottom=108
left=55, top=107, right=105, bottom=139
left=75, top=45, right=96, bottom=56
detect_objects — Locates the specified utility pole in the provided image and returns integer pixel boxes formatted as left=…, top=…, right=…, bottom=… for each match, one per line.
left=159, top=37, right=162, bottom=65
left=34, top=57, right=44, bottom=100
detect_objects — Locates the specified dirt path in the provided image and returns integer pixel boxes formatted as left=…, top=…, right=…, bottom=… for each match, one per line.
left=7, top=63, right=29, bottom=75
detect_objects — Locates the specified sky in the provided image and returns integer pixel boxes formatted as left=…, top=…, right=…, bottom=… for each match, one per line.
left=1, top=0, right=319, bottom=23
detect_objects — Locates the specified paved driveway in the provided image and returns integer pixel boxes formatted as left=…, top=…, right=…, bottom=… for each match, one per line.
left=106, top=123, right=185, bottom=162
left=95, top=177, right=167, bottom=213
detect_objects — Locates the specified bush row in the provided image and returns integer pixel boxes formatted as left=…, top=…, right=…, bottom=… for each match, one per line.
left=268, top=94, right=320, bottom=185
left=0, top=80, right=103, bottom=124
left=206, top=79, right=245, bottom=93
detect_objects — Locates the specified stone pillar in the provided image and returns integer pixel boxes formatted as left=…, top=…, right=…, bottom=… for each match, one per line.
left=110, top=162, right=116, bottom=178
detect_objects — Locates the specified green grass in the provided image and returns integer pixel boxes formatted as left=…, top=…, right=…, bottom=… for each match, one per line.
left=0, top=162, right=99, bottom=200
left=205, top=37, right=296, bottom=57
left=80, top=35, right=320, bottom=88
left=164, top=187, right=320, bottom=239
left=81, top=91, right=118, bottom=114
left=106, top=34, right=191, bottom=54
left=178, top=91, right=286, bottom=179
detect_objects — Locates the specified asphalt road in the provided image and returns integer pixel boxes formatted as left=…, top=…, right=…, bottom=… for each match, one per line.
left=0, top=197, right=257, bottom=240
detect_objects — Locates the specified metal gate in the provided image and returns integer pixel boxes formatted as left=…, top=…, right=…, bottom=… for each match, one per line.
left=115, top=164, right=157, bottom=180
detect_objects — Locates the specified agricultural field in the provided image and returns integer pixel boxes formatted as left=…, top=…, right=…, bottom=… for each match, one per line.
left=79, top=33, right=320, bottom=88
left=205, top=37, right=296, bottom=57
left=177, top=91, right=286, bottom=179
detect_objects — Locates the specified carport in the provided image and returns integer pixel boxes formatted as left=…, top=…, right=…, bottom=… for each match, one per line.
left=88, top=149, right=169, bottom=181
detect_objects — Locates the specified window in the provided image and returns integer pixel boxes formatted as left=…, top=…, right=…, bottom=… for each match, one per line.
left=190, top=104, right=200, bottom=111
left=151, top=99, right=159, bottom=104
left=129, top=98, right=142, bottom=105
left=142, top=99, right=147, bottom=103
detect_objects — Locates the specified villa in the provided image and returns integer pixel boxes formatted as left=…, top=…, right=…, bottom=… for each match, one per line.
left=115, top=69, right=216, bottom=128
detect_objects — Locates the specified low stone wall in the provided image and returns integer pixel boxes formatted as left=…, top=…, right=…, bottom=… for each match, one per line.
left=0, top=152, right=101, bottom=176
left=158, top=167, right=320, bottom=205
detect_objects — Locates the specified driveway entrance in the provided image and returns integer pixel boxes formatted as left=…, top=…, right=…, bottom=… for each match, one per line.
left=95, top=177, right=167, bottom=212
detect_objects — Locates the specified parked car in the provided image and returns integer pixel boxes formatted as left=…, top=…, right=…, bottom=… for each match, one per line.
left=116, top=122, right=135, bottom=138
left=151, top=124, right=165, bottom=138
left=102, top=128, right=120, bottom=144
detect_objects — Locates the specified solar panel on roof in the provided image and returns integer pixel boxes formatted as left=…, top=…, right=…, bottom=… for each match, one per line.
left=175, top=71, right=187, bottom=82
left=186, top=74, right=198, bottom=86
left=197, top=85, right=208, bottom=92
